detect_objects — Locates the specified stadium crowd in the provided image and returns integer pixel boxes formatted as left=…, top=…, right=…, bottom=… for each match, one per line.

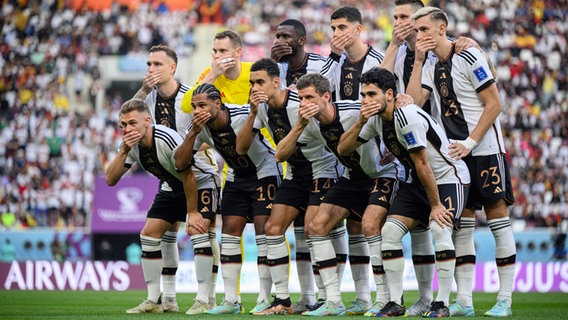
left=0, top=0, right=566, bottom=231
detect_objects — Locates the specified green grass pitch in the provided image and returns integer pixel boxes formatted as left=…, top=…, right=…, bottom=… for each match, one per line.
left=1, top=290, right=567, bottom=319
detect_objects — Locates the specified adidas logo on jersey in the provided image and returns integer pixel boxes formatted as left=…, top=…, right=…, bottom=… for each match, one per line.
left=200, top=207, right=209, bottom=213
left=265, top=203, right=272, bottom=209
left=378, top=196, right=388, bottom=202
left=494, top=187, right=503, bottom=194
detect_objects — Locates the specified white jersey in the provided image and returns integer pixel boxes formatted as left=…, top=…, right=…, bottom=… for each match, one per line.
left=321, top=46, right=384, bottom=101
left=125, top=125, right=220, bottom=192
left=278, top=52, right=330, bottom=87
left=145, top=82, right=191, bottom=135
left=193, top=104, right=281, bottom=182
left=253, top=90, right=343, bottom=181
left=303, top=100, right=405, bottom=181
left=421, top=46, right=506, bottom=156
left=146, top=82, right=220, bottom=173
left=393, top=43, right=437, bottom=93
left=359, top=105, right=470, bottom=185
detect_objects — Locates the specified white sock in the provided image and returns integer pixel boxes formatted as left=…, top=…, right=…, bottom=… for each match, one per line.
left=453, top=218, right=476, bottom=306
left=311, top=235, right=342, bottom=305
left=266, top=235, right=290, bottom=300
left=307, top=238, right=326, bottom=302
left=488, top=217, right=516, bottom=306
left=430, top=222, right=455, bottom=306
left=209, top=229, right=219, bottom=305
left=410, top=228, right=434, bottom=304
left=330, top=224, right=347, bottom=290
left=295, top=227, right=315, bottom=304
left=220, top=234, right=242, bottom=304
left=256, top=235, right=271, bottom=304
left=348, top=234, right=371, bottom=303
left=367, top=234, right=389, bottom=304
left=140, top=234, right=162, bottom=303
left=381, top=219, right=407, bottom=305
left=191, top=233, right=213, bottom=302
left=161, top=231, right=178, bottom=300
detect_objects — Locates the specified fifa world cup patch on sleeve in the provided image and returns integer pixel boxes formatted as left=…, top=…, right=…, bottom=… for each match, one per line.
left=473, top=66, right=488, bottom=82
left=403, top=131, right=417, bottom=146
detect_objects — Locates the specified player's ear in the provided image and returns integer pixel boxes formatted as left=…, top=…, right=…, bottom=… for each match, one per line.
left=236, top=47, right=243, bottom=57
left=298, top=36, right=307, bottom=46
left=438, top=22, right=446, bottom=37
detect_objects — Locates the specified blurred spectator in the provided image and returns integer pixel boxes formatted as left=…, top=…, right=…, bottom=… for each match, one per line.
left=50, top=238, right=66, bottom=262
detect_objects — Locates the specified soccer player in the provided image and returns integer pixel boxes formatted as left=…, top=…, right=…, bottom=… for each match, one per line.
left=271, top=19, right=334, bottom=88
left=325, top=6, right=385, bottom=102
left=106, top=100, right=219, bottom=314
left=174, top=83, right=282, bottom=314
left=378, top=1, right=478, bottom=315
left=180, top=30, right=252, bottom=109
left=273, top=73, right=405, bottom=316
left=129, top=44, right=221, bottom=314
left=407, top=7, right=516, bottom=317
left=320, top=6, right=387, bottom=313
left=271, top=18, right=348, bottom=313
left=236, top=58, right=343, bottom=315
left=338, top=67, right=471, bottom=317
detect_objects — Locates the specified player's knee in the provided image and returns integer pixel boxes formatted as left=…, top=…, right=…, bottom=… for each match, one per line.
left=305, top=221, right=325, bottom=237
left=263, top=219, right=285, bottom=236
left=381, top=220, right=407, bottom=244
left=362, top=222, right=381, bottom=237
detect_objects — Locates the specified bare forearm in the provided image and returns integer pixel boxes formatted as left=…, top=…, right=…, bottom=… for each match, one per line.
left=380, top=41, right=401, bottom=73
left=411, top=153, right=441, bottom=207
left=338, top=119, right=365, bottom=155
left=175, top=130, right=199, bottom=170
left=182, top=170, right=198, bottom=215
left=275, top=123, right=305, bottom=163
left=132, top=85, right=152, bottom=101
left=236, top=114, right=256, bottom=155
left=105, top=148, right=129, bottom=186
left=407, top=61, right=426, bottom=107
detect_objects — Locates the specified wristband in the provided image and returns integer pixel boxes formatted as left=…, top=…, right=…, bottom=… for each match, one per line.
left=461, top=137, right=477, bottom=151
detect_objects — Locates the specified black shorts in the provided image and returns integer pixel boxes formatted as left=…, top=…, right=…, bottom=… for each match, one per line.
left=464, top=153, right=515, bottom=210
left=389, top=181, right=469, bottom=227
left=197, top=188, right=218, bottom=221
left=275, top=178, right=336, bottom=227
left=220, top=176, right=279, bottom=220
left=147, top=190, right=187, bottom=225
left=321, top=177, right=397, bottom=222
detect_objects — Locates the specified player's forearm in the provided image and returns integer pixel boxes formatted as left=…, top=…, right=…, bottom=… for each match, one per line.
left=338, top=119, right=364, bottom=155
left=470, top=86, right=501, bottom=143
left=105, top=149, right=129, bottom=186
left=182, top=170, right=198, bottom=215
left=274, top=123, right=304, bottom=163
left=236, top=115, right=256, bottom=155
left=406, top=61, right=426, bottom=107
left=132, top=85, right=152, bottom=101
left=411, top=152, right=442, bottom=207
left=379, top=41, right=400, bottom=73
left=175, top=131, right=198, bottom=171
